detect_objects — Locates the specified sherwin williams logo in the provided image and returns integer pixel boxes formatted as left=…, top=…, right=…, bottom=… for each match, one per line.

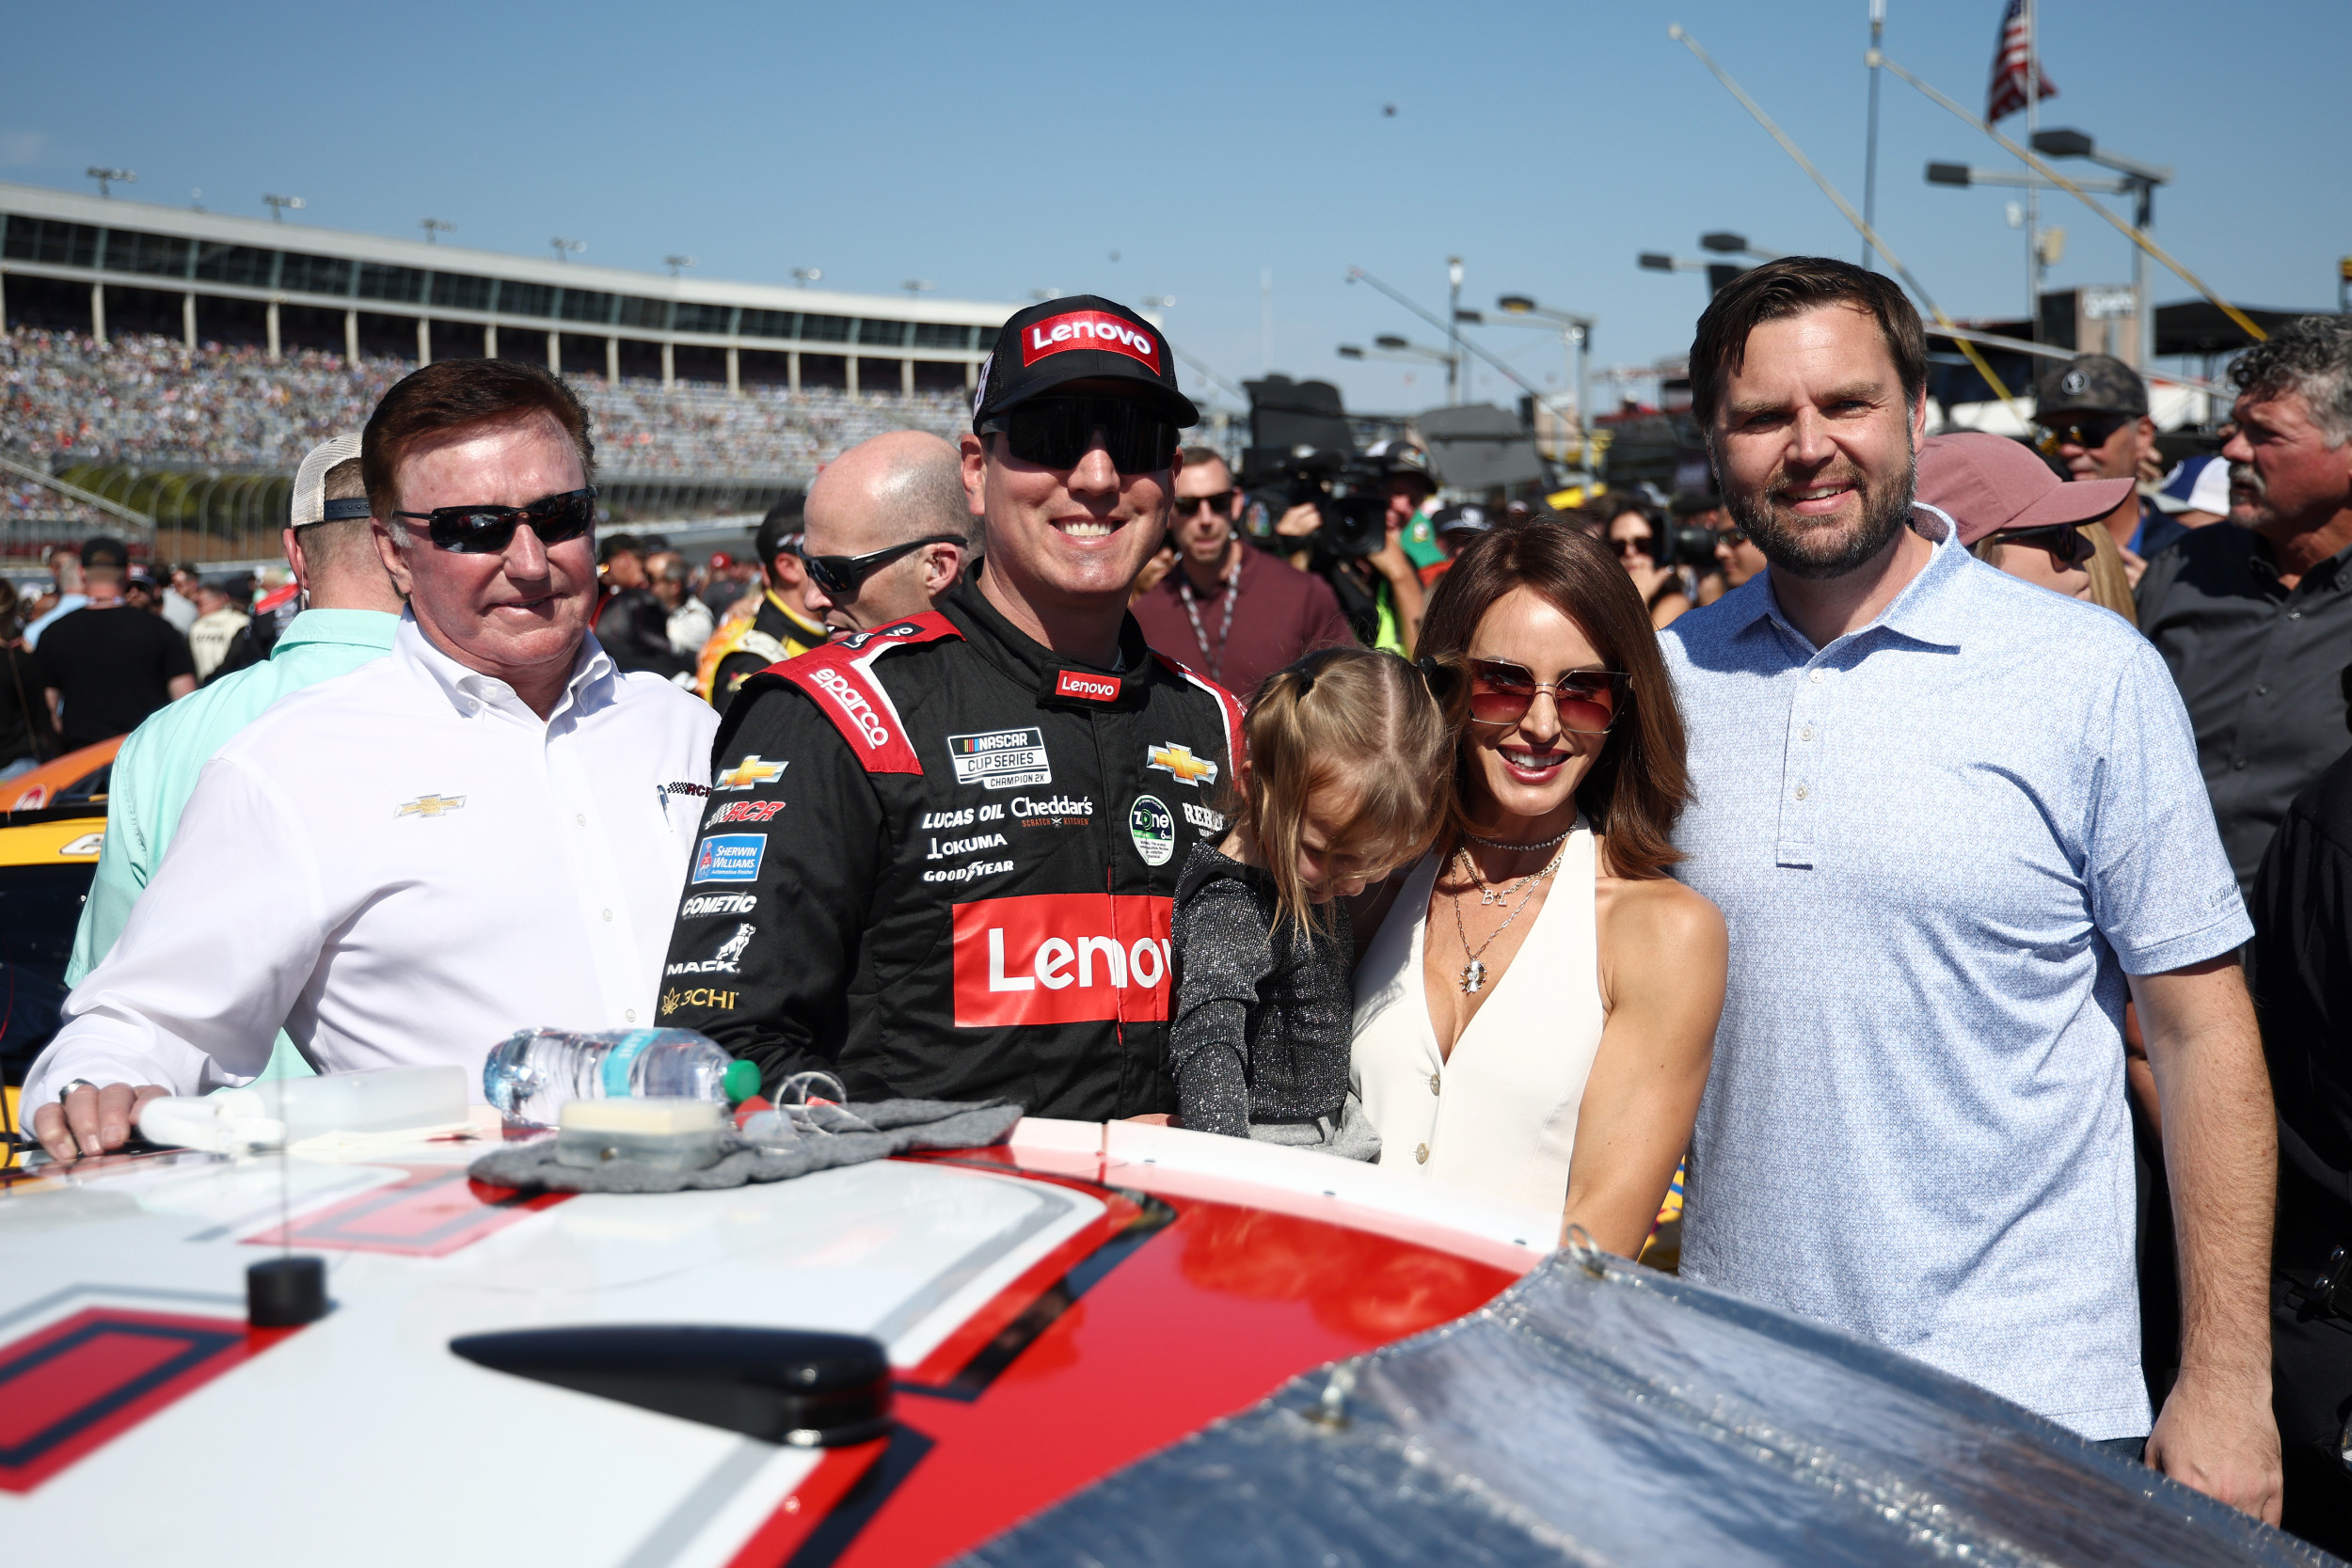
left=1019, top=310, right=1163, bottom=373
left=950, top=893, right=1173, bottom=1028
left=1054, top=670, right=1120, bottom=702
left=691, top=835, right=767, bottom=883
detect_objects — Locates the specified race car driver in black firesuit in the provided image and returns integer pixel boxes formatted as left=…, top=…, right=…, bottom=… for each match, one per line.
left=659, top=296, right=1244, bottom=1119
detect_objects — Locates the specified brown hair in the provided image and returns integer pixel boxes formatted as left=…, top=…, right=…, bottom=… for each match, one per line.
left=1229, top=646, right=1463, bottom=934
left=1973, top=523, right=2136, bottom=626
left=1418, top=517, right=1691, bottom=879
left=361, top=358, right=596, bottom=519
left=1687, top=257, right=1926, bottom=429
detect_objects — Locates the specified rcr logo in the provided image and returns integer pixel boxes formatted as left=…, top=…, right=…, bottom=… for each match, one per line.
left=951, top=893, right=1172, bottom=1027
left=809, top=665, right=890, bottom=749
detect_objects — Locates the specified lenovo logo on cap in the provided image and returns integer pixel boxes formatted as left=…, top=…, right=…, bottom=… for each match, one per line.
left=1054, top=670, right=1120, bottom=703
left=1021, top=311, right=1163, bottom=374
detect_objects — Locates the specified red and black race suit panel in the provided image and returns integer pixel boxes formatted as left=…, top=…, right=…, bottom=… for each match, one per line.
left=660, top=574, right=1244, bottom=1122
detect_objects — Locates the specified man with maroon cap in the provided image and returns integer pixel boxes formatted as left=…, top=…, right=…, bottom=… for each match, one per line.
left=660, top=296, right=1242, bottom=1119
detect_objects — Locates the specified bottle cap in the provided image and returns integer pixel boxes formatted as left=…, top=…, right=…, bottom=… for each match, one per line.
left=723, top=1059, right=762, bottom=1104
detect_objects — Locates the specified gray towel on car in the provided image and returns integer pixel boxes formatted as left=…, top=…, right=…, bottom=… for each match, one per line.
left=467, top=1098, right=1024, bottom=1194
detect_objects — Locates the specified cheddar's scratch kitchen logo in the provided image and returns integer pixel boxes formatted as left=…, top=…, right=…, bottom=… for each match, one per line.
left=1019, top=310, right=1162, bottom=374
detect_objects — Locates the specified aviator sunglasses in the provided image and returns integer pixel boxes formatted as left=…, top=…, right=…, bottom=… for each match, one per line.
left=793, top=535, right=966, bottom=596
left=979, top=395, right=1180, bottom=473
left=1469, top=658, right=1624, bottom=735
left=1982, top=523, right=2099, bottom=572
left=391, top=487, right=597, bottom=554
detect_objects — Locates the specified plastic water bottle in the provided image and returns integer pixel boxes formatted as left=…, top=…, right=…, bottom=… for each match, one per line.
left=483, top=1027, right=762, bottom=1128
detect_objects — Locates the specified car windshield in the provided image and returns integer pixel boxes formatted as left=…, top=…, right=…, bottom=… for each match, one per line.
left=0, top=862, right=98, bottom=1084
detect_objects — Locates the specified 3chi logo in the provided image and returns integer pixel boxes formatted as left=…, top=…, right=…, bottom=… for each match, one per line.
left=396, top=793, right=466, bottom=818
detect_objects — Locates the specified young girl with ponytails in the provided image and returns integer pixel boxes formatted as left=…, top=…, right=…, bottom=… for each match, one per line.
left=1168, top=646, right=1461, bottom=1159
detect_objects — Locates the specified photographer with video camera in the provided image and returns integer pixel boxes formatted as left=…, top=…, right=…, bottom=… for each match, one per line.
left=1262, top=441, right=1429, bottom=656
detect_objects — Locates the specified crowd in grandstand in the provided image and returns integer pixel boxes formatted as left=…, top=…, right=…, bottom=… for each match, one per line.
left=0, top=330, right=972, bottom=515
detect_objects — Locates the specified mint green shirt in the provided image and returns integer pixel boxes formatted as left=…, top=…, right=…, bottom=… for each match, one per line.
left=65, top=609, right=401, bottom=1081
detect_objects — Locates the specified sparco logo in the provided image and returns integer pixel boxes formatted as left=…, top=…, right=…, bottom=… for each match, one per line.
left=809, top=666, right=890, bottom=748
left=950, top=893, right=1172, bottom=1028
left=1019, top=310, right=1163, bottom=374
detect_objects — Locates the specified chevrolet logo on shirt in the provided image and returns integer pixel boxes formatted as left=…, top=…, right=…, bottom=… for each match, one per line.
left=714, top=755, right=787, bottom=792
left=396, top=794, right=468, bottom=819
left=1145, top=743, right=1218, bottom=787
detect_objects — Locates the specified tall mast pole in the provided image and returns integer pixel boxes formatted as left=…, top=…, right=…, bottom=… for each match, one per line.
left=1863, top=0, right=1885, bottom=269
left=2024, top=0, right=2042, bottom=338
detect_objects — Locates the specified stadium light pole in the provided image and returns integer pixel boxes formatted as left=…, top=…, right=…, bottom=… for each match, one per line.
left=262, top=194, right=305, bottom=222
left=1497, top=295, right=1596, bottom=467
left=901, top=280, right=936, bottom=295
left=2031, top=128, right=2171, bottom=368
left=420, top=217, right=454, bottom=245
left=1445, top=257, right=1465, bottom=405
left=791, top=268, right=822, bottom=288
left=549, top=238, right=584, bottom=263
left=87, top=166, right=135, bottom=199
left=665, top=255, right=696, bottom=277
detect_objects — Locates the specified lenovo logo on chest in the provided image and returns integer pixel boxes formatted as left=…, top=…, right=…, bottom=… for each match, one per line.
left=1054, top=670, right=1120, bottom=703
left=1020, top=310, right=1163, bottom=374
left=951, top=893, right=1172, bottom=1027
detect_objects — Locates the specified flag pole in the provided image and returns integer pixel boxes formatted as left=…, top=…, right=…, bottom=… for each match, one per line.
left=1862, top=0, right=1885, bottom=270
left=2024, top=0, right=2041, bottom=339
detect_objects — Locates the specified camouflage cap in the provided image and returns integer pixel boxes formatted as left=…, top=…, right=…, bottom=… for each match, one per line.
left=2034, top=354, right=2148, bottom=418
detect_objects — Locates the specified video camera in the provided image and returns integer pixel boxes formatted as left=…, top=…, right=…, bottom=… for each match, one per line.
left=1238, top=446, right=1391, bottom=559
left=1238, top=375, right=1391, bottom=560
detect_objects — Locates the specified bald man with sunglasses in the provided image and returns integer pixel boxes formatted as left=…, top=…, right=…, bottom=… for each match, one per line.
left=660, top=296, right=1243, bottom=1119
left=797, top=429, right=976, bottom=635
left=26, top=360, right=716, bottom=1160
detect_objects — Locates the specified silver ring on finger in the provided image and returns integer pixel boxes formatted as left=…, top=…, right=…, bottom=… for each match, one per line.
left=58, top=1078, right=98, bottom=1104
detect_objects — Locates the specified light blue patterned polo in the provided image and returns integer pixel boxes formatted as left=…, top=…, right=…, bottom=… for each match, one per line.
left=1660, top=506, right=2249, bottom=1439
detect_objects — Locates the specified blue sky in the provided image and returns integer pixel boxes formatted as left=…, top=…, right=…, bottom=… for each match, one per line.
left=6, top=0, right=2342, bottom=415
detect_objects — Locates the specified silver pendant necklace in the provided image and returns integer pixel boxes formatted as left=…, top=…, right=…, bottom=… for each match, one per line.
left=1449, top=841, right=1567, bottom=993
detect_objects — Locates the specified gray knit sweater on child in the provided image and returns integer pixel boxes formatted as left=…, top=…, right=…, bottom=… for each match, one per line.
left=1168, top=840, right=1358, bottom=1139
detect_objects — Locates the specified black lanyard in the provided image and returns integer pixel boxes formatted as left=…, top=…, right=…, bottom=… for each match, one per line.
left=1177, top=551, right=1242, bottom=682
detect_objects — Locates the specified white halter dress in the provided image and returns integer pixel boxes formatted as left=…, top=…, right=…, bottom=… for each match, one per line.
left=1349, top=824, right=1607, bottom=1237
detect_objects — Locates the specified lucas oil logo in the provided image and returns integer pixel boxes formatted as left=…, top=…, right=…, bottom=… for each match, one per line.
left=950, top=893, right=1172, bottom=1028
left=946, top=726, right=1051, bottom=790
left=1019, top=310, right=1162, bottom=374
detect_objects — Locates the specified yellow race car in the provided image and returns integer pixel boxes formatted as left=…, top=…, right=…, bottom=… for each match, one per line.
left=0, top=785, right=107, bottom=1166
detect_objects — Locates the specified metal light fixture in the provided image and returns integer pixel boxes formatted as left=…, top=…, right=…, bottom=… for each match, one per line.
left=549, top=237, right=584, bottom=262
left=791, top=268, right=822, bottom=287
left=87, top=166, right=135, bottom=198
left=421, top=217, right=455, bottom=244
left=262, top=193, right=306, bottom=221
left=665, top=255, right=696, bottom=277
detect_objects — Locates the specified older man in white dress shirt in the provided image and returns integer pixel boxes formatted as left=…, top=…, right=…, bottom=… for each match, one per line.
left=28, top=358, right=718, bottom=1160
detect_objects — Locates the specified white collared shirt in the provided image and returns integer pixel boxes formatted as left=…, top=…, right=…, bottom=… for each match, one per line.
left=24, top=614, right=719, bottom=1105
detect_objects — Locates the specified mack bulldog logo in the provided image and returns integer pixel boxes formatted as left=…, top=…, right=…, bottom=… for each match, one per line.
left=1018, top=309, right=1163, bottom=373
left=668, top=923, right=755, bottom=975
left=950, top=893, right=1173, bottom=1027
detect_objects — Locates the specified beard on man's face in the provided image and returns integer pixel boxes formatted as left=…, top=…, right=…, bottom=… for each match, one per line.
left=1718, top=447, right=1919, bottom=582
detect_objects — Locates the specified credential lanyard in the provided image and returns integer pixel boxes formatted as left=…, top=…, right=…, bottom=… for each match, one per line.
left=1177, top=552, right=1243, bottom=683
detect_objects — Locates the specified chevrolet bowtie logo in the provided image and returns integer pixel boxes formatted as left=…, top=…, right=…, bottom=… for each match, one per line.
left=1145, top=743, right=1217, bottom=786
left=396, top=794, right=467, bottom=819
left=715, top=754, right=787, bottom=791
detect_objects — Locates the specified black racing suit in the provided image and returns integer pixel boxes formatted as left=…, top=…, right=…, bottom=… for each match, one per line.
left=659, top=573, right=1245, bottom=1120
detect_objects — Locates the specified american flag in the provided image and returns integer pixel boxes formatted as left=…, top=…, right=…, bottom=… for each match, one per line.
left=1986, top=0, right=2058, bottom=122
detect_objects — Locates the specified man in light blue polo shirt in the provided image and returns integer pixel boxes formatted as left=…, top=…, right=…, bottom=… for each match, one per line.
left=65, top=434, right=404, bottom=1080
left=1661, top=258, right=2280, bottom=1523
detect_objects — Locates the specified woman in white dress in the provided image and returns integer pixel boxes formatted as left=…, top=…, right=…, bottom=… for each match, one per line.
left=1351, top=516, right=1725, bottom=1253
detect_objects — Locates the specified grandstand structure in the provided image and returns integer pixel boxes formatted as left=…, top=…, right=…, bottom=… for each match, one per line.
left=0, top=180, right=1017, bottom=560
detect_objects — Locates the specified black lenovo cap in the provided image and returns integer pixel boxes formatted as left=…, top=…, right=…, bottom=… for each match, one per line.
left=973, top=295, right=1198, bottom=430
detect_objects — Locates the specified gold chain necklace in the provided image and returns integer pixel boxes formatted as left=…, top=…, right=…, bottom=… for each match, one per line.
left=1448, top=842, right=1566, bottom=994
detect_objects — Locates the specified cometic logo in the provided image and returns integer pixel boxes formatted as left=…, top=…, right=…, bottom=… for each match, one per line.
left=950, top=893, right=1172, bottom=1027
left=809, top=666, right=891, bottom=749
left=1054, top=670, right=1121, bottom=703
left=679, top=892, right=757, bottom=918
left=1019, top=310, right=1163, bottom=374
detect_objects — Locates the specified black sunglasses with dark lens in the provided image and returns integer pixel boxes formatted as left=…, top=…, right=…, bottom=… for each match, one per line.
left=1175, top=490, right=1237, bottom=516
left=982, top=396, right=1180, bottom=473
left=2036, top=413, right=2133, bottom=453
left=391, top=487, right=598, bottom=554
left=794, top=534, right=966, bottom=596
left=1984, top=523, right=2099, bottom=570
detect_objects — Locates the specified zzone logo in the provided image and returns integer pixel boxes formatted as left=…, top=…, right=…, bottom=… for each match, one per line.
left=951, top=893, right=1172, bottom=1027
left=1019, top=310, right=1163, bottom=374
left=808, top=665, right=891, bottom=749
